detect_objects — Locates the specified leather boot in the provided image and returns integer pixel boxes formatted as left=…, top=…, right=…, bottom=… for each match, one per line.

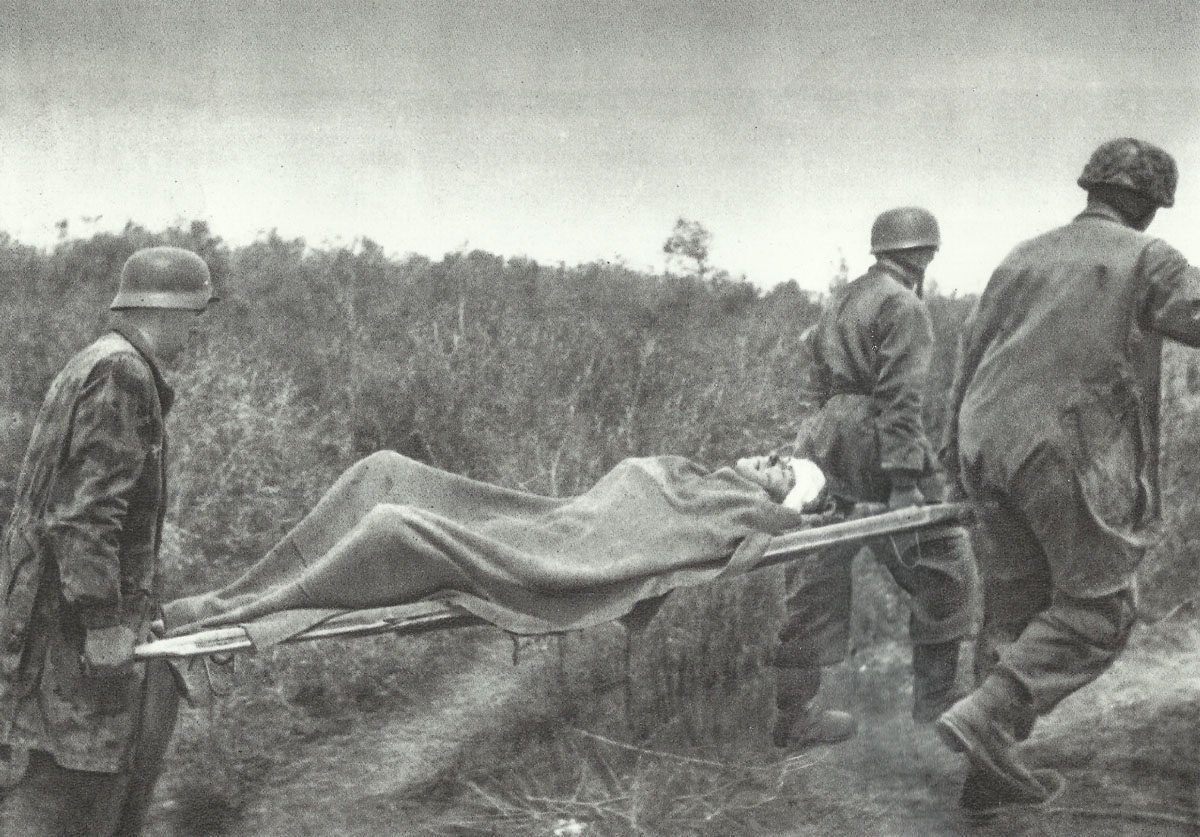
left=959, top=764, right=1064, bottom=820
left=911, top=641, right=964, bottom=724
left=775, top=706, right=858, bottom=750
left=935, top=674, right=1050, bottom=804
left=773, top=667, right=857, bottom=749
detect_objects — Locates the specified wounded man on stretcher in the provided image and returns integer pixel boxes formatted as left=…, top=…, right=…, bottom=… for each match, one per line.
left=150, top=451, right=967, bottom=657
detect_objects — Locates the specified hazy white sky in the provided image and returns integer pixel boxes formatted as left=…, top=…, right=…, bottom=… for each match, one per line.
left=2, top=1, right=1197, bottom=293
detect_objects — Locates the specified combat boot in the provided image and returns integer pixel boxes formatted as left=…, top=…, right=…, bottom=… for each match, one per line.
left=911, top=640, right=964, bottom=724
left=935, top=675, right=1049, bottom=804
left=773, top=706, right=858, bottom=750
left=772, top=666, right=857, bottom=750
left=958, top=764, right=1065, bottom=821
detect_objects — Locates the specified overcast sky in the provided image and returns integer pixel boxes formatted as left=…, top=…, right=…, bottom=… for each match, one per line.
left=2, top=1, right=1197, bottom=293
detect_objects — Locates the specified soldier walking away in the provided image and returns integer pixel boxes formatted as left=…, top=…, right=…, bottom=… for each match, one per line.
left=772, top=207, right=979, bottom=750
left=0, top=247, right=216, bottom=835
left=936, top=138, right=1200, bottom=817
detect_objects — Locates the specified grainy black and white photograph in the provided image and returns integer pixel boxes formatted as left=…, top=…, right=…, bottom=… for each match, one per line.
left=0, top=2, right=1197, bottom=835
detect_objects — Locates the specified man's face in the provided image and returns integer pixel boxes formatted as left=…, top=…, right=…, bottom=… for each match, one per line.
left=157, top=308, right=208, bottom=366
left=903, top=247, right=938, bottom=270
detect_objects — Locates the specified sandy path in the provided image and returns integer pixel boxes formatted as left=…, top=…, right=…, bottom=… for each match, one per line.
left=231, top=638, right=555, bottom=837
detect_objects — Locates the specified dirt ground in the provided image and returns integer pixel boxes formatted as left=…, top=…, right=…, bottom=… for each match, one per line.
left=766, top=609, right=1200, bottom=837
left=145, top=610, right=1199, bottom=837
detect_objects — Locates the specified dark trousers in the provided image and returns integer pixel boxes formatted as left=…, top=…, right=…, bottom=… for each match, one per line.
left=970, top=472, right=1136, bottom=721
left=774, top=524, right=978, bottom=707
left=0, top=659, right=180, bottom=836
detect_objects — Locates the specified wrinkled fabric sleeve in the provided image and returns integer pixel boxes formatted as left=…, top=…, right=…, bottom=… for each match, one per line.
left=45, top=355, right=153, bottom=629
left=1139, top=240, right=1200, bottom=346
left=874, top=293, right=934, bottom=475
left=939, top=301, right=982, bottom=475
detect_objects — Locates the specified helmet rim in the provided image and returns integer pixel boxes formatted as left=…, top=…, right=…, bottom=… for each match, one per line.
left=870, top=206, right=941, bottom=254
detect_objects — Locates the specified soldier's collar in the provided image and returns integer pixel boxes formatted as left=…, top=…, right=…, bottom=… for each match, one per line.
left=1076, top=203, right=1126, bottom=225
left=109, top=324, right=177, bottom=415
left=871, top=257, right=921, bottom=292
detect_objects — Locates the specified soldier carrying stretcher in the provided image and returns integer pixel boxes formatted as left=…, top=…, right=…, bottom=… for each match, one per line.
left=771, top=207, right=980, bottom=750
left=0, top=248, right=216, bottom=835
left=937, top=137, right=1200, bottom=816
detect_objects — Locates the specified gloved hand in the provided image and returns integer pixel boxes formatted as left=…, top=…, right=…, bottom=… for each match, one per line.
left=887, top=480, right=925, bottom=511
left=82, top=625, right=137, bottom=678
left=734, top=455, right=797, bottom=503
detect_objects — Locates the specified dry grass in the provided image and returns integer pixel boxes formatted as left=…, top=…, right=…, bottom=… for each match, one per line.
left=444, top=730, right=796, bottom=837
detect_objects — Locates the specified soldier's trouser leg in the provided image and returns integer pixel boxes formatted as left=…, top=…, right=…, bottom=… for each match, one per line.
left=772, top=542, right=860, bottom=746
left=773, top=541, right=859, bottom=712
left=911, top=641, right=963, bottom=722
left=773, top=667, right=822, bottom=721
left=0, top=659, right=184, bottom=836
left=970, top=490, right=1053, bottom=690
left=877, top=525, right=979, bottom=719
left=110, top=659, right=183, bottom=835
left=969, top=469, right=1136, bottom=737
left=774, top=541, right=858, bottom=669
left=0, top=749, right=121, bottom=836
left=994, top=588, right=1134, bottom=718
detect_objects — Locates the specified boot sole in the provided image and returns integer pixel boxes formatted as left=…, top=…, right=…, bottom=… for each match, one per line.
left=962, top=769, right=1065, bottom=822
left=775, top=728, right=857, bottom=750
left=934, top=714, right=1054, bottom=805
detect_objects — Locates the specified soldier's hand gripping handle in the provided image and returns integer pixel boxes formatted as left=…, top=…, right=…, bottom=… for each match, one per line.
left=886, top=471, right=925, bottom=510
left=82, top=625, right=137, bottom=677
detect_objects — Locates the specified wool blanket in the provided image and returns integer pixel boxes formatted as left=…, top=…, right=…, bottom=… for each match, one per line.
left=163, top=452, right=807, bottom=645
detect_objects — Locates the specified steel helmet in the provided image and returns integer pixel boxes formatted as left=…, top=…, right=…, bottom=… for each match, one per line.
left=869, top=207, right=941, bottom=254
left=110, top=247, right=216, bottom=311
left=1077, top=138, right=1177, bottom=208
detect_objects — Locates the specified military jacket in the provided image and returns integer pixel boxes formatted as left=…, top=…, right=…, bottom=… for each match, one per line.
left=945, top=205, right=1200, bottom=576
left=796, top=261, right=938, bottom=501
left=0, top=326, right=172, bottom=772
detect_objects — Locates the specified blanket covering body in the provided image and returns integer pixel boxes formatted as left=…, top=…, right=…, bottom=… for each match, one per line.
left=164, top=452, right=806, bottom=644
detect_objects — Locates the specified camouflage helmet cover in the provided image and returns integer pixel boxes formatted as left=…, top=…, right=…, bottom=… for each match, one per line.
left=869, top=206, right=941, bottom=254
left=110, top=247, right=216, bottom=311
left=1077, top=137, right=1177, bottom=208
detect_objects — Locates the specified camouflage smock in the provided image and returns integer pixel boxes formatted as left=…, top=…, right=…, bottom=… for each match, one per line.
left=944, top=204, right=1200, bottom=596
left=795, top=260, right=939, bottom=502
left=0, top=326, right=173, bottom=773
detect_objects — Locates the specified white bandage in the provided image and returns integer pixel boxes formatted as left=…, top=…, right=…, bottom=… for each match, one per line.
left=783, top=459, right=826, bottom=511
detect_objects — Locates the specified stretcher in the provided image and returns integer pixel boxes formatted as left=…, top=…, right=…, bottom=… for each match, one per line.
left=134, top=502, right=971, bottom=661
